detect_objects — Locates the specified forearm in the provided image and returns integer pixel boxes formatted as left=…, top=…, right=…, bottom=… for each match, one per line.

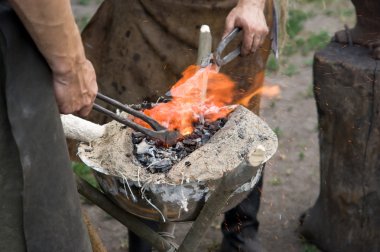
left=8, top=0, right=85, bottom=76
left=236, top=0, right=266, bottom=11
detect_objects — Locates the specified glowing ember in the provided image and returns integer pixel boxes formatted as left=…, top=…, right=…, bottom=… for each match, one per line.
left=135, top=65, right=236, bottom=135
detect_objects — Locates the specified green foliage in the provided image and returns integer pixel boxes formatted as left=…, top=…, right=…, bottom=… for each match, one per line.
left=287, top=10, right=309, bottom=39
left=72, top=162, right=99, bottom=188
left=269, top=177, right=282, bottom=186
left=283, top=31, right=330, bottom=57
left=299, top=152, right=305, bottom=161
left=76, top=15, right=90, bottom=31
left=305, top=84, right=314, bottom=98
left=267, top=55, right=279, bottom=72
left=78, top=0, right=91, bottom=6
left=274, top=126, right=283, bottom=138
left=283, top=64, right=298, bottom=77
left=304, top=59, right=314, bottom=67
left=270, top=101, right=276, bottom=109
left=303, top=243, right=319, bottom=252
left=303, top=31, right=330, bottom=53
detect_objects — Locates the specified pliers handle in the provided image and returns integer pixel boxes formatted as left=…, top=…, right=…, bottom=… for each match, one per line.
left=214, top=27, right=242, bottom=67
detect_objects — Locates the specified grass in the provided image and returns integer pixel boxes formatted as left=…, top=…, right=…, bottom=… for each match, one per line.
left=283, top=63, right=298, bottom=77
left=267, top=55, right=280, bottom=72
left=303, top=31, right=330, bottom=53
left=302, top=242, right=320, bottom=252
left=287, top=10, right=309, bottom=39
left=270, top=101, right=276, bottom=109
left=274, top=126, right=283, bottom=138
left=283, top=31, right=330, bottom=57
left=72, top=162, right=98, bottom=188
left=76, top=15, right=90, bottom=31
left=304, top=59, right=314, bottom=67
left=269, top=177, right=282, bottom=186
left=78, top=0, right=91, bottom=6
left=305, top=84, right=314, bottom=98
left=299, top=151, right=305, bottom=161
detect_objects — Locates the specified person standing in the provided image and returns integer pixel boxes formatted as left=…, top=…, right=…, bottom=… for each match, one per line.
left=0, top=0, right=97, bottom=251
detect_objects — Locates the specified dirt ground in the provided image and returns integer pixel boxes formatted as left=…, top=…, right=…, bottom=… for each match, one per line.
left=73, top=1, right=356, bottom=251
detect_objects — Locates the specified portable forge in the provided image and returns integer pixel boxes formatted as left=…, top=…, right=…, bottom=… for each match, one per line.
left=74, top=105, right=277, bottom=222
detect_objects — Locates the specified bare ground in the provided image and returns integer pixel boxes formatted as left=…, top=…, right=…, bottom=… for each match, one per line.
left=74, top=1, right=356, bottom=251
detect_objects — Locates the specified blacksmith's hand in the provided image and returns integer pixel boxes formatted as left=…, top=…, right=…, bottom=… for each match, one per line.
left=53, top=59, right=98, bottom=117
left=224, top=0, right=268, bottom=55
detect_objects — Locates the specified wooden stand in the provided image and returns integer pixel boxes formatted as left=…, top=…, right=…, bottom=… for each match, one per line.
left=300, top=42, right=380, bottom=251
left=77, top=146, right=265, bottom=252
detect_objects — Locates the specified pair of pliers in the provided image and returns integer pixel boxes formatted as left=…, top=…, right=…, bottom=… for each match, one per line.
left=201, top=11, right=279, bottom=68
left=93, top=93, right=182, bottom=146
left=199, top=27, right=242, bottom=68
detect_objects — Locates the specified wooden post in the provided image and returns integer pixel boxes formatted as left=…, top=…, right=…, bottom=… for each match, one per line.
left=299, top=42, right=380, bottom=252
left=178, top=146, right=266, bottom=252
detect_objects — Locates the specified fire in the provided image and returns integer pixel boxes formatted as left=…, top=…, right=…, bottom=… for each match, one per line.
left=237, top=71, right=281, bottom=107
left=134, top=65, right=281, bottom=136
left=134, top=65, right=236, bottom=135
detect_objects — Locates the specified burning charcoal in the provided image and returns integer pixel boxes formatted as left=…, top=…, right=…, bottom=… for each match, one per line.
left=136, top=140, right=153, bottom=155
left=183, top=138, right=197, bottom=146
left=201, top=132, right=211, bottom=143
left=132, top=132, right=145, bottom=144
left=175, top=141, right=184, bottom=149
left=132, top=113, right=227, bottom=174
left=149, top=158, right=172, bottom=173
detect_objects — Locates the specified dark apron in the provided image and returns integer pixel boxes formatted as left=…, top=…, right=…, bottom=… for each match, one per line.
left=0, top=2, right=91, bottom=251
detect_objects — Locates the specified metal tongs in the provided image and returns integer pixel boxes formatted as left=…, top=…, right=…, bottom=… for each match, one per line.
left=201, top=23, right=278, bottom=68
left=93, top=93, right=182, bottom=146
left=200, top=27, right=242, bottom=68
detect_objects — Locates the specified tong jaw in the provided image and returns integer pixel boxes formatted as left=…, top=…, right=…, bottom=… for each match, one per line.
left=93, top=93, right=182, bottom=146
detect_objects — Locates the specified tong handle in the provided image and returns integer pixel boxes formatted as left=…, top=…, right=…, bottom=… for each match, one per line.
left=93, top=104, right=162, bottom=139
left=96, top=93, right=165, bottom=131
left=215, top=27, right=241, bottom=67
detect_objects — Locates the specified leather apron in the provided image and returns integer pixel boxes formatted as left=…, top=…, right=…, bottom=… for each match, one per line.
left=0, top=2, right=91, bottom=251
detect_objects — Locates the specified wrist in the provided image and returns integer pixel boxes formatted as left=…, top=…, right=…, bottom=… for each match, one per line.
left=237, top=0, right=265, bottom=10
left=48, top=30, right=87, bottom=78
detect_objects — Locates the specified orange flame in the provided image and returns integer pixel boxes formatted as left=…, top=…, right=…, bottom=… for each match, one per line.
left=238, top=85, right=281, bottom=107
left=237, top=71, right=281, bottom=107
left=135, top=65, right=236, bottom=135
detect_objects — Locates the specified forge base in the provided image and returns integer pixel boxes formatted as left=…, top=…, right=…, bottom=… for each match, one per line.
left=77, top=106, right=277, bottom=222
left=78, top=105, right=276, bottom=184
left=300, top=42, right=380, bottom=252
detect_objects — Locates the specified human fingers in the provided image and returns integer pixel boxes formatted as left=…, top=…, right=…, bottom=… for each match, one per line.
left=251, top=34, right=261, bottom=53
left=77, top=103, right=93, bottom=117
left=242, top=27, right=254, bottom=56
left=223, top=12, right=236, bottom=38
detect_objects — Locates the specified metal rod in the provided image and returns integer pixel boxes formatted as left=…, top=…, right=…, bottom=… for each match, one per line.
left=76, top=176, right=175, bottom=252
left=96, top=93, right=166, bottom=131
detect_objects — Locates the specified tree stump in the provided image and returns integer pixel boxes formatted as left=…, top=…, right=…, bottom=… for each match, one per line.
left=300, top=42, right=380, bottom=252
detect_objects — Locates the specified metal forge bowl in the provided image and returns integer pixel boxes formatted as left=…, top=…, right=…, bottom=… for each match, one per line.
left=78, top=106, right=277, bottom=222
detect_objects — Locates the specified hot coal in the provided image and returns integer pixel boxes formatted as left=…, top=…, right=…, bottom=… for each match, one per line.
left=132, top=118, right=227, bottom=173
